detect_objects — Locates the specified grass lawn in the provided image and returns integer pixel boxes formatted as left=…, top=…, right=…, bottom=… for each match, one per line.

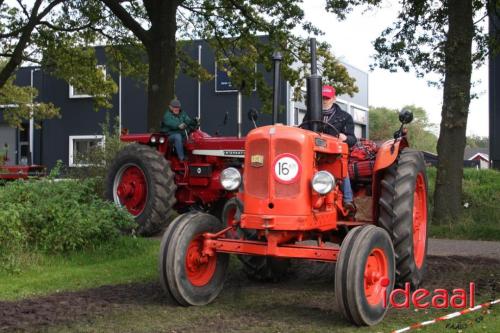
left=427, top=168, right=500, bottom=241
left=0, top=237, right=159, bottom=301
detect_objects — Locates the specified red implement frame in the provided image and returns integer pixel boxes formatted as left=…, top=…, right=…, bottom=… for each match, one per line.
left=202, top=226, right=340, bottom=262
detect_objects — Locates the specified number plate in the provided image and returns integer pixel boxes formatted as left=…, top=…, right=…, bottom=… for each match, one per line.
left=273, top=154, right=301, bottom=184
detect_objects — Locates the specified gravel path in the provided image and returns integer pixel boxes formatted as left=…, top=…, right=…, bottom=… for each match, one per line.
left=428, top=238, right=500, bottom=260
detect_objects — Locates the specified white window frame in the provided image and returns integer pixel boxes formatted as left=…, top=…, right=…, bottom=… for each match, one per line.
left=69, top=135, right=105, bottom=167
left=69, top=65, right=107, bottom=99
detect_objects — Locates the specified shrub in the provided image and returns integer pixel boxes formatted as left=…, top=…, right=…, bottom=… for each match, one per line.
left=427, top=167, right=500, bottom=240
left=0, top=178, right=135, bottom=272
left=66, top=114, right=128, bottom=195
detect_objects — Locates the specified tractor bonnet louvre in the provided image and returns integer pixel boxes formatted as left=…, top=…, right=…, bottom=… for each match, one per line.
left=245, top=138, right=269, bottom=198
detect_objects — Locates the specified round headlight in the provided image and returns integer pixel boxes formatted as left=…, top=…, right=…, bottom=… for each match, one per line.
left=312, top=171, right=335, bottom=195
left=220, top=167, right=241, bottom=191
left=159, top=136, right=165, bottom=144
left=150, top=136, right=157, bottom=143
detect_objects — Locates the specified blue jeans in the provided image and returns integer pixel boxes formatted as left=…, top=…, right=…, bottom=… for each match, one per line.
left=168, top=133, right=185, bottom=161
left=343, top=176, right=353, bottom=203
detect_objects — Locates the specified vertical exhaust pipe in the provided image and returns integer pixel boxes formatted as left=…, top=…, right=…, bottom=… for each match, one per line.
left=272, top=51, right=283, bottom=125
left=306, top=38, right=322, bottom=132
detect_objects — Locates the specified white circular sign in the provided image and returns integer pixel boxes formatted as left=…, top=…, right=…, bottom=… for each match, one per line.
left=273, top=154, right=300, bottom=183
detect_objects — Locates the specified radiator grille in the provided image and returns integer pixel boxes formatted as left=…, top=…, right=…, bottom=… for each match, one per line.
left=246, top=139, right=269, bottom=198
left=274, top=138, right=301, bottom=198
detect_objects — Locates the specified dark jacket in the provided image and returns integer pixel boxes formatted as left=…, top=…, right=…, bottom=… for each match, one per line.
left=303, top=103, right=357, bottom=147
left=160, top=109, right=196, bottom=136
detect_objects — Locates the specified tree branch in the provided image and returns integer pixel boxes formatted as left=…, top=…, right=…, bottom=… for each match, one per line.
left=101, top=0, right=150, bottom=46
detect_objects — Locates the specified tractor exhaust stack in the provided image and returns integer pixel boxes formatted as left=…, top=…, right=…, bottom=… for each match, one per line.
left=272, top=51, right=283, bottom=125
left=306, top=38, right=322, bottom=132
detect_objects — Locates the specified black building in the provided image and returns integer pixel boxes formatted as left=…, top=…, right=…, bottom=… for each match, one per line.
left=1, top=42, right=368, bottom=169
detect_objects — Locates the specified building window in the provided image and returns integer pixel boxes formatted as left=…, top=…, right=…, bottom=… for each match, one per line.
left=352, top=106, right=368, bottom=125
left=69, top=135, right=104, bottom=167
left=68, top=65, right=106, bottom=98
left=354, top=124, right=365, bottom=139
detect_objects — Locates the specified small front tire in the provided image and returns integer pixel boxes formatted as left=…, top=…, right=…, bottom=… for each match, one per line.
left=160, top=212, right=229, bottom=306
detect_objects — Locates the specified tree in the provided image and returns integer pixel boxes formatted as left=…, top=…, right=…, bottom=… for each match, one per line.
left=369, top=105, right=438, bottom=153
left=0, top=1, right=117, bottom=127
left=326, top=0, right=496, bottom=223
left=466, top=135, right=489, bottom=148
left=97, top=0, right=358, bottom=131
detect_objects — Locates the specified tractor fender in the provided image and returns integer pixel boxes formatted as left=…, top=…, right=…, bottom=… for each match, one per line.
left=373, top=139, right=401, bottom=173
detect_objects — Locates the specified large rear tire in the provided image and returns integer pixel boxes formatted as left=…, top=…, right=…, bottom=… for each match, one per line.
left=106, top=144, right=176, bottom=236
left=160, top=212, right=229, bottom=306
left=378, top=148, right=428, bottom=289
left=335, top=225, right=395, bottom=326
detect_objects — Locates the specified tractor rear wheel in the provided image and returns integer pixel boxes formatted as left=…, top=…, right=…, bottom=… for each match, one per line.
left=106, top=144, right=176, bottom=236
left=238, top=254, right=290, bottom=282
left=223, top=199, right=290, bottom=282
left=378, top=148, right=428, bottom=289
left=160, top=212, right=229, bottom=306
left=335, top=225, right=395, bottom=326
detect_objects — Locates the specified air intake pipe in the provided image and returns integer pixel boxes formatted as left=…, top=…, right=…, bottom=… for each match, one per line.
left=272, top=51, right=283, bottom=125
left=306, top=38, right=322, bottom=132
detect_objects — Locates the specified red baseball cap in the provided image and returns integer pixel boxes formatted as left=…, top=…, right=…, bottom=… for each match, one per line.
left=322, top=85, right=336, bottom=99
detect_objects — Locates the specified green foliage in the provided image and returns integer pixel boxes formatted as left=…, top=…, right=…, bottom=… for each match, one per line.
left=325, top=1, right=492, bottom=81
left=427, top=167, right=500, bottom=240
left=369, top=105, right=438, bottom=152
left=0, top=1, right=118, bottom=125
left=466, top=134, right=489, bottom=148
left=0, top=179, right=135, bottom=273
left=95, top=0, right=359, bottom=122
left=68, top=114, right=127, bottom=195
left=0, top=66, right=60, bottom=128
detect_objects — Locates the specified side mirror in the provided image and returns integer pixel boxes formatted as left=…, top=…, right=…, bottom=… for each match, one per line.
left=248, top=108, right=259, bottom=122
left=399, top=109, right=414, bottom=124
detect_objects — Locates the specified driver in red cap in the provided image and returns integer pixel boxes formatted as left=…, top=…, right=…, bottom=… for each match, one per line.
left=303, top=85, right=356, bottom=213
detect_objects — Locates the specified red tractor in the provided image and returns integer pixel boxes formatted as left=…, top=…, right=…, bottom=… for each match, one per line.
left=0, top=150, right=46, bottom=182
left=158, top=39, right=428, bottom=326
left=105, top=120, right=247, bottom=236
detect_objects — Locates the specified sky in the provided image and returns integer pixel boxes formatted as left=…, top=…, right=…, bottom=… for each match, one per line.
left=301, top=1, right=489, bottom=136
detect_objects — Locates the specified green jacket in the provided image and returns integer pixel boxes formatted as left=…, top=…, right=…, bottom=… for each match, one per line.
left=160, top=110, right=196, bottom=135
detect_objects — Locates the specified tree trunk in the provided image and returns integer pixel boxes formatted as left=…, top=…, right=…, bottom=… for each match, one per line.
left=433, top=0, right=473, bottom=223
left=145, top=2, right=177, bottom=132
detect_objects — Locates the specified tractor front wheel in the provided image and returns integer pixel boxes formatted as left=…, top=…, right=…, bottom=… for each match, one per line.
left=159, top=212, right=229, bottom=306
left=378, top=149, right=428, bottom=289
left=335, top=225, right=395, bottom=326
left=105, top=144, right=176, bottom=236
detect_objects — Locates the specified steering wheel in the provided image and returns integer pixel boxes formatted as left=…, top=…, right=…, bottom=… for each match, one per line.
left=298, top=120, right=340, bottom=138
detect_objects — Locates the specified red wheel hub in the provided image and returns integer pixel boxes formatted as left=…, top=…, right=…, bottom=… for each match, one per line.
left=115, top=165, right=148, bottom=216
left=413, top=173, right=427, bottom=268
left=185, top=235, right=217, bottom=287
left=364, top=248, right=389, bottom=305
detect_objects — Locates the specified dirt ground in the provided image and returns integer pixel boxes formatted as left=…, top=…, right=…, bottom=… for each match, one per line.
left=1, top=255, right=498, bottom=332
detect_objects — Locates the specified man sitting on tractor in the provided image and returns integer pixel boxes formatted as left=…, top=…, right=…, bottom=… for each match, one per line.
left=160, top=99, right=198, bottom=161
left=304, top=85, right=357, bottom=213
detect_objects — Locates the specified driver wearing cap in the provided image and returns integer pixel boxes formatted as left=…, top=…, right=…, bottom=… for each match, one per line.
left=303, top=85, right=357, bottom=213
